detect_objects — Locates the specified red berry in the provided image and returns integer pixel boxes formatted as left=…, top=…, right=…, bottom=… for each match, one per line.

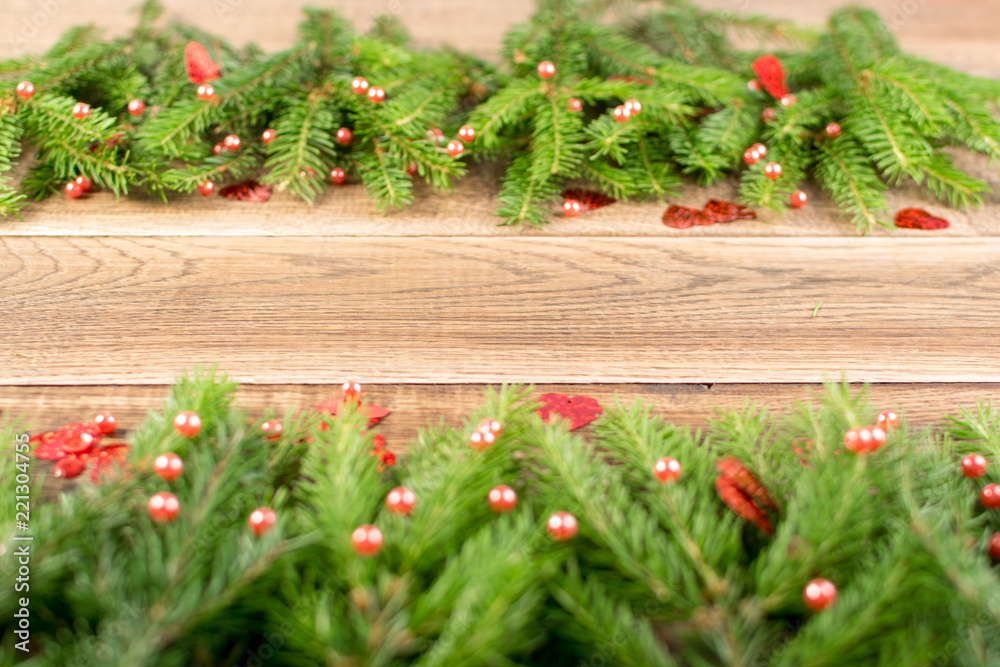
left=613, top=105, right=631, bottom=123
left=72, top=102, right=90, bottom=120
left=386, top=487, right=417, bottom=515
left=341, top=381, right=362, bottom=404
left=780, top=94, right=796, bottom=107
left=537, top=61, right=556, bottom=79
left=962, top=454, right=988, bottom=478
left=127, top=99, right=145, bottom=116
left=15, top=81, right=34, bottom=99
left=847, top=425, right=886, bottom=453
left=65, top=181, right=84, bottom=199
left=743, top=148, right=761, bottom=166
left=94, top=412, right=117, bottom=434
left=148, top=492, right=180, bottom=523
left=843, top=427, right=861, bottom=453
left=351, top=77, right=369, bottom=95
left=261, top=129, right=277, bottom=145
left=653, top=457, right=681, bottom=483
left=212, top=143, right=226, bottom=156
left=790, top=191, right=808, bottom=208
left=876, top=410, right=899, bottom=430
left=352, top=524, right=383, bottom=557
left=752, top=143, right=767, bottom=158
left=153, top=452, right=184, bottom=481
left=196, top=84, right=214, bottom=101
left=336, top=127, right=353, bottom=146
left=330, top=167, right=346, bottom=185
left=367, top=86, right=386, bottom=104
left=825, top=122, right=842, bottom=139
left=624, top=99, right=642, bottom=116
left=458, top=125, right=476, bottom=143
left=197, top=180, right=215, bottom=196
left=488, top=485, right=517, bottom=512
left=981, top=483, right=1000, bottom=508
left=173, top=411, right=202, bottom=437
left=547, top=511, right=578, bottom=541
left=476, top=418, right=503, bottom=437
left=762, top=107, right=777, bottom=123
left=447, top=140, right=464, bottom=158
left=54, top=457, right=86, bottom=479
left=567, top=97, right=582, bottom=112
left=406, top=162, right=418, bottom=176
left=763, top=162, right=782, bottom=180
left=249, top=507, right=277, bottom=537
left=74, top=175, right=92, bottom=192
left=990, top=533, right=1000, bottom=560
left=563, top=199, right=581, bottom=218
left=427, top=127, right=445, bottom=144
left=223, top=134, right=241, bottom=151
left=803, top=578, right=837, bottom=611
left=747, top=80, right=761, bottom=92
left=469, top=428, right=497, bottom=450
left=260, top=419, right=283, bottom=441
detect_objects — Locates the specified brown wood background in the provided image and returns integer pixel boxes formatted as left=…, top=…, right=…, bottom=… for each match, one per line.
left=2, top=0, right=1000, bottom=477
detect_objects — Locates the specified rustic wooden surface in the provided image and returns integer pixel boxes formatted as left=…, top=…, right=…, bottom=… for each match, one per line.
left=2, top=0, right=1000, bottom=493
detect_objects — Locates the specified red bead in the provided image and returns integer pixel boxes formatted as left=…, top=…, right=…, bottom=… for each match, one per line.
left=260, top=419, right=283, bottom=441
left=197, top=180, right=215, bottom=196
left=223, top=134, right=241, bottom=151
left=488, top=485, right=517, bottom=512
left=447, top=140, right=464, bottom=158
left=876, top=410, right=899, bottom=430
left=261, top=129, right=277, bottom=145
left=743, top=148, right=761, bottom=166
left=351, top=524, right=383, bottom=557
left=990, top=533, right=1000, bottom=561
left=74, top=175, right=92, bottom=192
left=803, top=578, right=837, bottom=611
left=825, top=122, right=842, bottom=139
left=843, top=427, right=861, bottom=453
left=747, top=80, right=761, bottom=92
left=847, top=425, right=886, bottom=454
left=780, top=94, right=796, bottom=108
left=537, top=61, right=556, bottom=79
left=367, top=86, right=386, bottom=104
left=547, top=511, right=578, bottom=541
left=248, top=507, right=277, bottom=537
left=762, top=107, right=777, bottom=123
left=148, top=492, right=180, bottom=523
left=336, top=127, right=353, bottom=146
left=329, top=167, right=346, bottom=185
left=563, top=199, right=581, bottom=218
left=15, top=81, right=34, bottom=99
left=386, top=487, right=417, bottom=515
left=72, top=102, right=90, bottom=120
left=65, top=181, right=83, bottom=199
left=351, top=77, right=369, bottom=95
left=981, top=483, right=1000, bottom=508
left=469, top=428, right=497, bottom=450
left=477, top=418, right=503, bottom=436
left=567, top=97, right=582, bottom=112
left=653, top=457, right=681, bottom=483
left=341, top=380, right=362, bottom=404
left=962, top=454, right=988, bottom=478
left=94, top=412, right=117, bottom=434
left=173, top=411, right=202, bottom=437
left=752, top=143, right=767, bottom=158
left=613, top=105, right=631, bottom=123
left=624, top=99, right=642, bottom=116
left=54, top=456, right=86, bottom=479
left=458, top=125, right=476, bottom=143
left=790, top=191, right=808, bottom=208
left=196, top=84, right=215, bottom=101
left=127, top=99, right=145, bottom=116
left=406, top=162, right=418, bottom=176
left=427, top=127, right=445, bottom=144
left=212, top=143, right=226, bottom=156
left=153, top=452, right=184, bottom=481
left=763, top=162, right=782, bottom=180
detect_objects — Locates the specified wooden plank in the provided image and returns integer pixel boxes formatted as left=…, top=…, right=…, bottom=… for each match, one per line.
left=3, top=236, right=999, bottom=385
left=2, top=153, right=999, bottom=238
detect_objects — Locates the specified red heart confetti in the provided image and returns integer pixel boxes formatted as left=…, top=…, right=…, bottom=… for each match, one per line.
left=663, top=205, right=706, bottom=229
left=562, top=188, right=616, bottom=211
left=894, top=208, right=949, bottom=230
left=317, top=398, right=391, bottom=428
left=219, top=180, right=273, bottom=202
left=185, top=41, right=221, bottom=85
left=536, top=393, right=603, bottom=431
left=751, top=55, right=788, bottom=99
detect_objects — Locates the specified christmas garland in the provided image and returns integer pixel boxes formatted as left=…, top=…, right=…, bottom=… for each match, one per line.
left=1, top=0, right=999, bottom=231
left=4, top=372, right=1000, bottom=664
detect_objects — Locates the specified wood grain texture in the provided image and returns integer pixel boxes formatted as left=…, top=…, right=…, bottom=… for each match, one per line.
left=3, top=236, right=999, bottom=385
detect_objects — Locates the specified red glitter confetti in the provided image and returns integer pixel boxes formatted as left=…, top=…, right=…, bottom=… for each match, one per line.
left=662, top=205, right=707, bottom=229
left=88, top=444, right=131, bottom=483
left=702, top=199, right=757, bottom=224
left=317, top=398, right=391, bottom=428
left=715, top=474, right=773, bottom=534
left=219, top=180, right=273, bottom=202
left=561, top=188, right=616, bottom=211
left=715, top=457, right=778, bottom=510
left=536, top=393, right=603, bottom=431
left=751, top=55, right=788, bottom=99
left=894, top=208, right=949, bottom=230
left=185, top=41, right=221, bottom=85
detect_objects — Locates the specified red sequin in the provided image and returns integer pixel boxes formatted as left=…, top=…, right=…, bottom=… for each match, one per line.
left=536, top=393, right=602, bottom=430
left=561, top=188, right=615, bottom=211
left=185, top=41, right=221, bottom=85
left=219, top=180, right=272, bottom=202
left=894, top=208, right=949, bottom=230
left=751, top=55, right=788, bottom=99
